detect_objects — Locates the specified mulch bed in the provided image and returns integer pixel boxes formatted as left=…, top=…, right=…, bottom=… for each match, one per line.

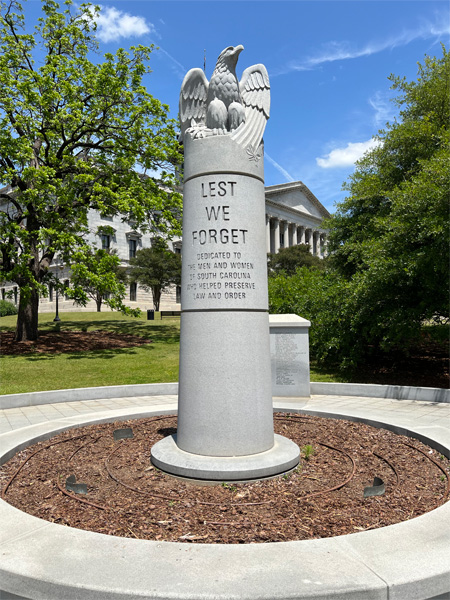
left=0, top=331, right=152, bottom=356
left=1, top=414, right=449, bottom=544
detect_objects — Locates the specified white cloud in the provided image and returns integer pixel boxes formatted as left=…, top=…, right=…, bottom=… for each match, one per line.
left=316, top=139, right=382, bottom=169
left=276, top=12, right=450, bottom=75
left=265, top=153, right=295, bottom=182
left=94, top=6, right=154, bottom=43
left=369, top=91, right=397, bottom=127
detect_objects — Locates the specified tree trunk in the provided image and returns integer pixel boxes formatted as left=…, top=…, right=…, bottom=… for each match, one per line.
left=152, top=287, right=161, bottom=312
left=96, top=297, right=102, bottom=312
left=15, top=287, right=40, bottom=341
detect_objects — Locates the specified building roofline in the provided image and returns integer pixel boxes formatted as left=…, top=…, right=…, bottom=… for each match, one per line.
left=265, top=198, right=326, bottom=228
left=265, top=181, right=331, bottom=219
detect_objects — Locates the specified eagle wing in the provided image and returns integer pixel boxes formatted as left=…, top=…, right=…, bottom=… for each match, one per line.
left=230, top=64, right=270, bottom=151
left=179, top=68, right=209, bottom=142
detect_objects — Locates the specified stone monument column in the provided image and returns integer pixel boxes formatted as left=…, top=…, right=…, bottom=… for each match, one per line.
left=151, top=45, right=299, bottom=481
left=176, top=135, right=273, bottom=456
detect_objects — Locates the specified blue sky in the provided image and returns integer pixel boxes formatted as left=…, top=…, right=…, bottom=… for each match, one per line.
left=23, top=0, right=450, bottom=213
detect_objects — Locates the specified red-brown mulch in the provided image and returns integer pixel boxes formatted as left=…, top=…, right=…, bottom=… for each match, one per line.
left=1, top=414, right=448, bottom=544
left=0, top=331, right=152, bottom=355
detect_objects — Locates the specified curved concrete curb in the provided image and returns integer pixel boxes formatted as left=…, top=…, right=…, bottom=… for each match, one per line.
left=0, top=382, right=179, bottom=409
left=0, top=403, right=449, bottom=600
left=310, top=382, right=449, bottom=403
left=1, top=381, right=448, bottom=409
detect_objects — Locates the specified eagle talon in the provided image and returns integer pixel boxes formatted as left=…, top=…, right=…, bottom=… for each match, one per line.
left=185, top=124, right=209, bottom=139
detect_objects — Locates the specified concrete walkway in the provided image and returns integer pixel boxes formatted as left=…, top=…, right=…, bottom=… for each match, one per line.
left=1, top=392, right=449, bottom=436
left=0, top=394, right=179, bottom=433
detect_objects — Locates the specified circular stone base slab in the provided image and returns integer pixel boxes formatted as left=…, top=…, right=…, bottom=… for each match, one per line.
left=150, top=434, right=300, bottom=481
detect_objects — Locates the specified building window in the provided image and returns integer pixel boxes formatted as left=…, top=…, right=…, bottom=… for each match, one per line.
left=280, top=233, right=285, bottom=248
left=129, top=239, right=137, bottom=259
left=13, top=287, right=18, bottom=305
left=49, top=284, right=53, bottom=302
left=101, top=234, right=110, bottom=251
left=130, top=282, right=137, bottom=302
left=176, top=285, right=181, bottom=303
left=64, top=279, right=70, bottom=300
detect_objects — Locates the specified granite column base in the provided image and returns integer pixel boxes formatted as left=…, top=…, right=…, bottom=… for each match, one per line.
left=151, top=432, right=300, bottom=481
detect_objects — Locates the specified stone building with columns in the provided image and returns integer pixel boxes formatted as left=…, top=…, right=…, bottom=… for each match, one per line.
left=1, top=180, right=329, bottom=314
left=265, top=181, right=329, bottom=257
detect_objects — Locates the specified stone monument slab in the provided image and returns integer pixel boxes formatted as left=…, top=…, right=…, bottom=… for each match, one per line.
left=269, top=314, right=311, bottom=397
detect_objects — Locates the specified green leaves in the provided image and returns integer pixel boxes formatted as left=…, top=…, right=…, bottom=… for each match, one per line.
left=129, top=241, right=181, bottom=311
left=267, top=244, right=325, bottom=276
left=69, top=247, right=138, bottom=315
left=327, top=46, right=449, bottom=328
left=270, top=47, right=449, bottom=370
left=0, top=0, right=182, bottom=339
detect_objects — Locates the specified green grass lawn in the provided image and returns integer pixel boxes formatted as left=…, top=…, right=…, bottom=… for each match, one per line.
left=1, top=311, right=341, bottom=395
left=1, top=312, right=181, bottom=395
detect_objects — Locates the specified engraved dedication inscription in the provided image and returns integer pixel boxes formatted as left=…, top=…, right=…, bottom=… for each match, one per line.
left=182, top=174, right=267, bottom=311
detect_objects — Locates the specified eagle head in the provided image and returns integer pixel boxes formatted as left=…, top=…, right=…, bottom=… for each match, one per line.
left=216, top=45, right=244, bottom=71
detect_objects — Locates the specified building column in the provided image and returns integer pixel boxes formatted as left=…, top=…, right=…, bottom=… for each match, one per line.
left=292, top=225, right=298, bottom=246
left=312, top=231, right=319, bottom=256
left=304, top=228, right=311, bottom=252
left=299, top=226, right=306, bottom=245
left=287, top=223, right=292, bottom=248
left=280, top=220, right=288, bottom=249
left=273, top=218, right=280, bottom=254
left=266, top=215, right=271, bottom=254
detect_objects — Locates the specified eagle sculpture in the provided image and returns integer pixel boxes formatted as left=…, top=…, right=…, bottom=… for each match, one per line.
left=179, top=45, right=270, bottom=154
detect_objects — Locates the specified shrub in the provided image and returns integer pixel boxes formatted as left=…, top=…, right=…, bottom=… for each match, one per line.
left=268, top=267, right=359, bottom=369
left=0, top=300, right=18, bottom=317
left=268, top=264, right=431, bottom=371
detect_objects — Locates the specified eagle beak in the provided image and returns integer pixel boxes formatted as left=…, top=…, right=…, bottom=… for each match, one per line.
left=234, top=45, right=244, bottom=56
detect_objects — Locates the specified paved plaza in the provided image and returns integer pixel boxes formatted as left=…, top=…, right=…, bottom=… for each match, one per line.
left=1, top=392, right=449, bottom=434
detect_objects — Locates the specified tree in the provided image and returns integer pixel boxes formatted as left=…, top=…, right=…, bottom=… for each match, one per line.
left=269, top=48, right=449, bottom=371
left=0, top=0, right=182, bottom=341
left=324, top=47, right=449, bottom=352
left=69, top=248, right=129, bottom=313
left=129, top=240, right=181, bottom=311
left=267, top=244, right=324, bottom=276
left=268, top=267, right=355, bottom=366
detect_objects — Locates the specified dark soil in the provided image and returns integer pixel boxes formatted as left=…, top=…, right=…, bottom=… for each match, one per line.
left=346, top=339, right=449, bottom=389
left=0, top=330, right=151, bottom=356
left=1, top=414, right=449, bottom=544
